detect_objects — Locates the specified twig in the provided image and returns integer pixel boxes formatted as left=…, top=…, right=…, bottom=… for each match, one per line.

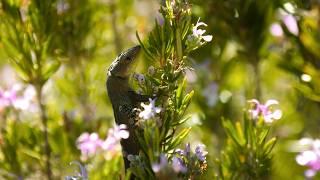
left=35, top=84, right=52, bottom=180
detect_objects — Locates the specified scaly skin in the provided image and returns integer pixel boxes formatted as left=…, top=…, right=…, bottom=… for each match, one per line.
left=106, top=45, right=150, bottom=170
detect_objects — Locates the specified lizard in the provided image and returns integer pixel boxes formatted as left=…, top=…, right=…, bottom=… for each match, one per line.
left=106, top=45, right=151, bottom=171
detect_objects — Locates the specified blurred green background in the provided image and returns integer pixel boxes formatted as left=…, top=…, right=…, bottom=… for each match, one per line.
left=0, top=0, right=320, bottom=179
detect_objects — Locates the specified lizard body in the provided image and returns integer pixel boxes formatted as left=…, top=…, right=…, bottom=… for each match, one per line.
left=106, top=45, right=149, bottom=170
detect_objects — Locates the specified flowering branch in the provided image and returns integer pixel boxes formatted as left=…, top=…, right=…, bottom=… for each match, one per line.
left=130, top=0, right=212, bottom=179
left=217, top=99, right=282, bottom=179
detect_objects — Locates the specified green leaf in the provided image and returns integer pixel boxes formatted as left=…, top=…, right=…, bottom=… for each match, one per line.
left=42, top=60, right=61, bottom=82
left=263, top=137, right=277, bottom=155
left=175, top=78, right=186, bottom=108
left=222, top=119, right=244, bottom=147
left=172, top=114, right=191, bottom=126
left=258, top=128, right=270, bottom=145
left=167, top=127, right=191, bottom=151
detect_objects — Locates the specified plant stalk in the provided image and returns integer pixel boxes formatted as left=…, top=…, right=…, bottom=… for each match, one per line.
left=110, top=0, right=122, bottom=54
left=252, top=55, right=261, bottom=100
left=35, top=84, right=52, bottom=180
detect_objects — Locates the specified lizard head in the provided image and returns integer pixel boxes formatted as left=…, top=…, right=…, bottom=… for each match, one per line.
left=108, top=45, right=141, bottom=78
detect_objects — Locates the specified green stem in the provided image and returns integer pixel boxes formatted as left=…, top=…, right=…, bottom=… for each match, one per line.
left=110, top=0, right=122, bottom=54
left=252, top=55, right=261, bottom=100
left=175, top=26, right=183, bottom=65
left=35, top=84, right=52, bottom=180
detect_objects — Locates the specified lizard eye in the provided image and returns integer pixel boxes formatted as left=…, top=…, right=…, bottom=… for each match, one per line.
left=125, top=57, right=131, bottom=61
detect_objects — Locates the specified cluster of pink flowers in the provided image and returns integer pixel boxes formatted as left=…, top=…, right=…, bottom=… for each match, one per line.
left=0, top=84, right=36, bottom=113
left=296, top=138, right=320, bottom=178
left=247, top=99, right=282, bottom=123
left=270, top=4, right=299, bottom=37
left=76, top=124, right=129, bottom=159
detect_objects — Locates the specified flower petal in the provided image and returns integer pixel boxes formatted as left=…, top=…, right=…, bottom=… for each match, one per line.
left=265, top=99, right=279, bottom=107
left=248, top=99, right=260, bottom=105
left=271, top=110, right=282, bottom=120
left=196, top=29, right=206, bottom=35
left=202, top=35, right=213, bottom=42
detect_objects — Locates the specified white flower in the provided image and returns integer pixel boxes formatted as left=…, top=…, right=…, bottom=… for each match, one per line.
left=133, top=73, right=145, bottom=85
left=139, top=98, right=161, bottom=120
left=186, top=19, right=212, bottom=51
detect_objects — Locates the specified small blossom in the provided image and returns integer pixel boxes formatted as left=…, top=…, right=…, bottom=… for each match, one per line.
left=152, top=154, right=168, bottom=173
left=247, top=99, right=282, bottom=123
left=269, top=23, right=283, bottom=37
left=175, top=148, right=185, bottom=156
left=133, top=73, right=145, bottom=85
left=195, top=144, right=208, bottom=162
left=296, top=138, right=320, bottom=177
left=139, top=98, right=161, bottom=120
left=175, top=143, right=191, bottom=157
left=192, top=21, right=213, bottom=42
left=76, top=132, right=103, bottom=157
left=173, top=143, right=208, bottom=175
left=202, top=83, right=218, bottom=107
left=0, top=85, right=36, bottom=112
left=76, top=124, right=129, bottom=159
left=186, top=19, right=212, bottom=51
left=148, top=66, right=155, bottom=75
left=305, top=169, right=317, bottom=178
left=102, top=124, right=129, bottom=151
left=172, top=156, right=187, bottom=173
left=0, top=88, right=16, bottom=108
left=282, top=14, right=299, bottom=36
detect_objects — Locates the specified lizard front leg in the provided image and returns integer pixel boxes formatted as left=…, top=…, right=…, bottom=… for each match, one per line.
left=128, top=90, right=155, bottom=103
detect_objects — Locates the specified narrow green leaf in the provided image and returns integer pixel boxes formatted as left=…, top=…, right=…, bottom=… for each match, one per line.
left=263, top=137, right=277, bottom=155
left=167, top=127, right=191, bottom=151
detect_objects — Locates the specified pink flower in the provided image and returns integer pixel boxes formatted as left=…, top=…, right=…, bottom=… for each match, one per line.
left=101, top=124, right=129, bottom=151
left=0, top=87, right=17, bottom=108
left=282, top=14, right=299, bottom=36
left=0, top=85, right=36, bottom=112
left=296, top=138, right=320, bottom=177
left=247, top=99, right=282, bottom=123
left=76, top=124, right=129, bottom=159
left=269, top=23, right=284, bottom=37
left=76, top=132, right=104, bottom=157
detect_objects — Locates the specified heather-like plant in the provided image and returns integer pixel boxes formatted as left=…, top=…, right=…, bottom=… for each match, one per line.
left=0, top=1, right=62, bottom=178
left=216, top=99, right=281, bottom=179
left=0, top=0, right=99, bottom=179
left=126, top=0, right=212, bottom=179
